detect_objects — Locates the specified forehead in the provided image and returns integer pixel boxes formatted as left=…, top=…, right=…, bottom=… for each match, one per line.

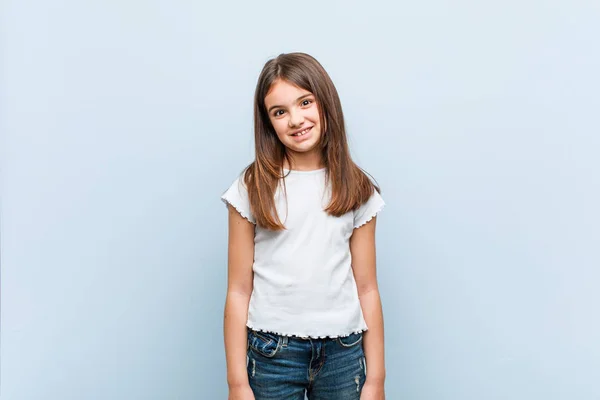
left=264, top=79, right=313, bottom=106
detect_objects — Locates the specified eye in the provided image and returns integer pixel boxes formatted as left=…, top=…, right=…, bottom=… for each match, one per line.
left=273, top=109, right=284, bottom=117
left=301, top=99, right=313, bottom=106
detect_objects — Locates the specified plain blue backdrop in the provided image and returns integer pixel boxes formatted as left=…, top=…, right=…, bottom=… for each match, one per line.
left=1, top=0, right=599, bottom=399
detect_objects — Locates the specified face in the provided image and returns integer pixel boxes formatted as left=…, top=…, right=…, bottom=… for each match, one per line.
left=264, top=79, right=323, bottom=160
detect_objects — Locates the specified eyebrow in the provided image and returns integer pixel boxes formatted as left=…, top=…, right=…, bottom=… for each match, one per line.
left=267, top=93, right=314, bottom=114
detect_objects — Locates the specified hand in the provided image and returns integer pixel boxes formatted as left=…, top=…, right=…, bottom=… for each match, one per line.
left=360, top=380, right=385, bottom=400
left=228, top=384, right=255, bottom=400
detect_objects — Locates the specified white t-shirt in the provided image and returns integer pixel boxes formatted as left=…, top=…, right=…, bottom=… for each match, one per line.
left=221, top=167, right=385, bottom=338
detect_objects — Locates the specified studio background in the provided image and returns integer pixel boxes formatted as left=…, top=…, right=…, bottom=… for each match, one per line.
left=1, top=0, right=598, bottom=399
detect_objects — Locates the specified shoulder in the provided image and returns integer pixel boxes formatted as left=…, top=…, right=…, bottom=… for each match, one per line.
left=223, top=162, right=255, bottom=189
left=220, top=164, right=256, bottom=224
left=352, top=167, right=385, bottom=229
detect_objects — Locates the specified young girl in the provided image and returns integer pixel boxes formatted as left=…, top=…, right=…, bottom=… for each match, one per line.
left=222, top=52, right=386, bottom=400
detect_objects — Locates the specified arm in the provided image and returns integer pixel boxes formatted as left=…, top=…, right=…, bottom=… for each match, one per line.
left=223, top=204, right=255, bottom=395
left=350, top=217, right=386, bottom=396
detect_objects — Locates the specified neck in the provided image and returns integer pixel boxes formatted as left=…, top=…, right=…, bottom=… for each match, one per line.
left=284, top=150, right=324, bottom=171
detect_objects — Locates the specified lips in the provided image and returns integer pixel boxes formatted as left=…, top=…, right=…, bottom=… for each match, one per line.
left=290, top=126, right=313, bottom=137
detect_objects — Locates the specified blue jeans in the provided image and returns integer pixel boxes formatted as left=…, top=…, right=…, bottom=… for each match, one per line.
left=247, top=329, right=367, bottom=399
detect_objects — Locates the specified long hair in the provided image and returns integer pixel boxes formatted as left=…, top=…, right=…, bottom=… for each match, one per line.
left=244, top=52, right=379, bottom=230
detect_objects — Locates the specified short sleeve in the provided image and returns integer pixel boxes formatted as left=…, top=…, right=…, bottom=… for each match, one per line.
left=221, top=176, right=256, bottom=224
left=353, top=189, right=385, bottom=229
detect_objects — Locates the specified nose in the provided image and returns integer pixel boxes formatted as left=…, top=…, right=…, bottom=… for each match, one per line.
left=288, top=109, right=304, bottom=128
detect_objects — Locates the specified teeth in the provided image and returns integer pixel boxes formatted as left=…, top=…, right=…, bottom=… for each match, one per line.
left=293, top=128, right=310, bottom=136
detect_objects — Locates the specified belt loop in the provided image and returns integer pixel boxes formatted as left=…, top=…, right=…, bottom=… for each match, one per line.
left=282, top=335, right=288, bottom=347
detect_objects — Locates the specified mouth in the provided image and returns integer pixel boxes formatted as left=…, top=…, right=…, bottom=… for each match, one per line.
left=290, top=126, right=313, bottom=137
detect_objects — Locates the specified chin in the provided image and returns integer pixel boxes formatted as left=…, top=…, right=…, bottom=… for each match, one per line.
left=288, top=140, right=320, bottom=153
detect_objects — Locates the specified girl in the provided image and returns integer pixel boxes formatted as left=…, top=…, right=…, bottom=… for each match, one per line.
left=222, top=52, right=386, bottom=400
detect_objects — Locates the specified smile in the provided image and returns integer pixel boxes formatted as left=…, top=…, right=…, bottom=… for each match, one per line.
left=291, top=127, right=312, bottom=137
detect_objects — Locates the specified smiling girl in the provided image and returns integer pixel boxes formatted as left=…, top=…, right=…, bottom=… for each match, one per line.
left=222, top=52, right=386, bottom=400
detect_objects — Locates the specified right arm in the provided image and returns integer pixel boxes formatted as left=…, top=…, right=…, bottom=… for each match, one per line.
left=223, top=204, right=255, bottom=399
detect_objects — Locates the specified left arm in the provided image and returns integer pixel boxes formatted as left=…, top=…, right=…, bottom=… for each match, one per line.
left=351, top=217, right=386, bottom=399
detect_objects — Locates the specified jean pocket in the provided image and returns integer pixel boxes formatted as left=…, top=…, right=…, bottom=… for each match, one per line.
left=248, top=330, right=281, bottom=358
left=336, top=331, right=363, bottom=348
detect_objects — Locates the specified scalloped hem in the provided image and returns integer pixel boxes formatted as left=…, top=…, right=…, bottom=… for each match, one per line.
left=353, top=203, right=385, bottom=229
left=221, top=197, right=256, bottom=225
left=247, top=323, right=368, bottom=339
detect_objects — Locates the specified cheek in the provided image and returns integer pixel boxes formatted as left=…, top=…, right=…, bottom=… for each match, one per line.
left=311, top=108, right=323, bottom=128
left=270, top=119, right=288, bottom=138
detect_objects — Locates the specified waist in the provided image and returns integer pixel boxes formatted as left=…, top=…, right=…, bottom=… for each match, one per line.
left=247, top=297, right=367, bottom=339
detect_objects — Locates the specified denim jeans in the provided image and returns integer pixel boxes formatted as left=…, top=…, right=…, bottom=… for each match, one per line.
left=246, top=329, right=367, bottom=399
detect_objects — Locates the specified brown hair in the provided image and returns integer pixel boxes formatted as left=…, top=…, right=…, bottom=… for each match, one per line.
left=244, top=52, right=379, bottom=230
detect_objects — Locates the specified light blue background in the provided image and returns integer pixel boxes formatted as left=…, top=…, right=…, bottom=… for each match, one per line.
left=1, top=0, right=599, bottom=399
